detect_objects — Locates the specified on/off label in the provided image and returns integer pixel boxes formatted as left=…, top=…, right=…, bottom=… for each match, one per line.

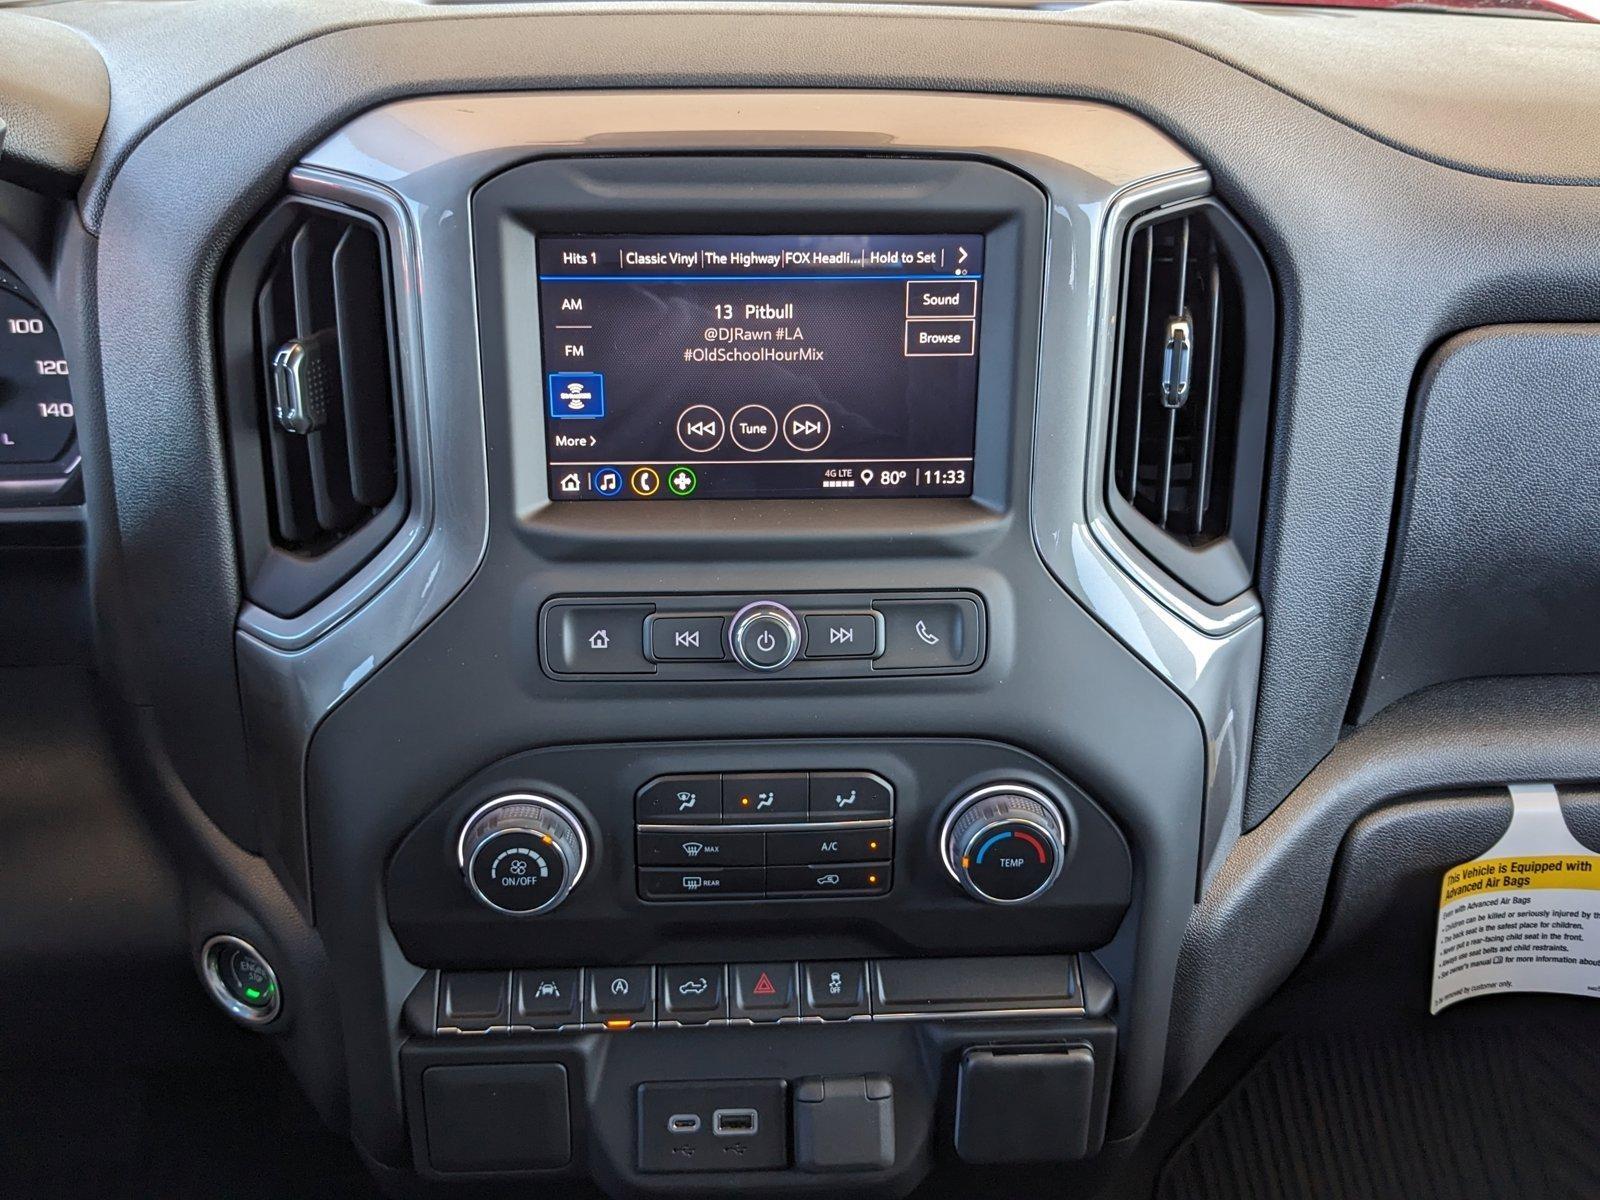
left=1431, top=784, right=1600, bottom=1014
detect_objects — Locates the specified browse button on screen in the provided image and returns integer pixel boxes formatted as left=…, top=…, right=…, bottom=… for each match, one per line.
left=904, top=319, right=975, bottom=357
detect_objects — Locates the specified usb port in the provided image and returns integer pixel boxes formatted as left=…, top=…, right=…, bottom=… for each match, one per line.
left=712, top=1108, right=759, bottom=1137
left=666, top=1113, right=702, bottom=1135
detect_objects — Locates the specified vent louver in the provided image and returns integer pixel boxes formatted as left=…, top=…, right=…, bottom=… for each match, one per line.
left=1107, top=199, right=1275, bottom=606
left=220, top=198, right=407, bottom=619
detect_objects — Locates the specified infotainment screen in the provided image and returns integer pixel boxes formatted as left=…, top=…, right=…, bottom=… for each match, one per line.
left=537, top=234, right=984, bottom=501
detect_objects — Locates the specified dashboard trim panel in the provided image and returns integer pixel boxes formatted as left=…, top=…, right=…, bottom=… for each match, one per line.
left=268, top=93, right=1250, bottom=896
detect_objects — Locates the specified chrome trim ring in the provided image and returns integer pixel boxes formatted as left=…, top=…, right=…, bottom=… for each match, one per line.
left=458, top=794, right=592, bottom=917
left=727, top=601, right=803, bottom=672
left=200, top=934, right=283, bottom=1026
left=939, top=782, right=1067, bottom=905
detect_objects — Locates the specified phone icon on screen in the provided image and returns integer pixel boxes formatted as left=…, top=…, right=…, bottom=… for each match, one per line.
left=915, top=620, right=941, bottom=646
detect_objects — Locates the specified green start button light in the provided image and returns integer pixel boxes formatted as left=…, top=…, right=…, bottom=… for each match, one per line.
left=201, top=935, right=282, bottom=1026
left=224, top=946, right=276, bottom=1006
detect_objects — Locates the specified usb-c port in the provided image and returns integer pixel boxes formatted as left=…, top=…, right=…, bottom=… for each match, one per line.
left=712, top=1108, right=758, bottom=1137
left=667, top=1113, right=702, bottom=1134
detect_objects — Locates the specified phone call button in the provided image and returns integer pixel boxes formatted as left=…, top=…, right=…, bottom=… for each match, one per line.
left=872, top=598, right=982, bottom=671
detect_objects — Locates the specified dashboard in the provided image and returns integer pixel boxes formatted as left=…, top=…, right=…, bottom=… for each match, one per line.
left=3, top=2, right=1600, bottom=1198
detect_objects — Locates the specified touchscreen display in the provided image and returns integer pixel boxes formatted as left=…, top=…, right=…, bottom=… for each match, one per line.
left=537, top=234, right=983, bottom=500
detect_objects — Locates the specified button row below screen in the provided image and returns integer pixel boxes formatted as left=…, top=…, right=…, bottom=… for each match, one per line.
left=432, top=956, right=1081, bottom=1034
left=542, top=595, right=982, bottom=677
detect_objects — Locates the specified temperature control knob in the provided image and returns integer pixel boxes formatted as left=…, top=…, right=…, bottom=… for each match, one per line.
left=459, top=796, right=590, bottom=916
left=941, top=784, right=1067, bottom=905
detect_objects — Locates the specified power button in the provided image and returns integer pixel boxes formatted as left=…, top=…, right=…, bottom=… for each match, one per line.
left=729, top=601, right=802, bottom=672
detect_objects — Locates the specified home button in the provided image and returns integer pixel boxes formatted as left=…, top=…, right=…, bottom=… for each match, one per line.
left=544, top=603, right=655, bottom=675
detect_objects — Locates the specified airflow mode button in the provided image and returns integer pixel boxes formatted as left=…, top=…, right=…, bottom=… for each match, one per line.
left=808, top=773, right=893, bottom=821
left=636, top=775, right=722, bottom=824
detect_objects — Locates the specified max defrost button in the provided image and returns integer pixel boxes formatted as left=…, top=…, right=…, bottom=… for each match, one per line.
left=544, top=603, right=654, bottom=675
left=873, top=599, right=982, bottom=671
left=637, top=830, right=764, bottom=868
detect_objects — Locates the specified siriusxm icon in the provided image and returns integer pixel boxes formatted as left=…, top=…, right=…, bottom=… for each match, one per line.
left=548, top=372, right=605, bottom=419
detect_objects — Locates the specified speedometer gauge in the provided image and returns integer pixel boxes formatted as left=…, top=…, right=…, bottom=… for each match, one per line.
left=0, top=271, right=74, bottom=465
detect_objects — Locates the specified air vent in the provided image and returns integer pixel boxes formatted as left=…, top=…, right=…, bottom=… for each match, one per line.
left=220, top=197, right=407, bottom=619
left=1107, top=199, right=1275, bottom=606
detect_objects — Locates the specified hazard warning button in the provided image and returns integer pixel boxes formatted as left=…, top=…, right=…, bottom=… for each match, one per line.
left=731, top=962, right=798, bottom=1022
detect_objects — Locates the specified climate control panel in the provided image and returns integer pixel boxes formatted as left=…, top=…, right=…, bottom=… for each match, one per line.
left=634, top=771, right=895, bottom=902
left=386, top=738, right=1131, bottom=971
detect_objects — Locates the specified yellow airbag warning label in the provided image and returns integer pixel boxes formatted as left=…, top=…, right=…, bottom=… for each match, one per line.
left=1431, top=783, right=1600, bottom=1014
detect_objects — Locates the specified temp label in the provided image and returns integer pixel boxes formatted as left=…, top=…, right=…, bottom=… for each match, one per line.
left=1430, top=783, right=1600, bottom=1014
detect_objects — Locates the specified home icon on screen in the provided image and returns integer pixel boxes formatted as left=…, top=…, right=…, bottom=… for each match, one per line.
left=589, top=629, right=611, bottom=650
